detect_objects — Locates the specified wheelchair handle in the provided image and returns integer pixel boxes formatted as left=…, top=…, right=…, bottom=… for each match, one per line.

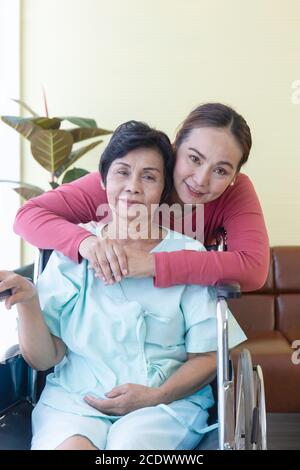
left=216, top=281, right=241, bottom=299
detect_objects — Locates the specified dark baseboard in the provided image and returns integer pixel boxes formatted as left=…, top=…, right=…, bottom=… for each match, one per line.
left=267, top=413, right=300, bottom=450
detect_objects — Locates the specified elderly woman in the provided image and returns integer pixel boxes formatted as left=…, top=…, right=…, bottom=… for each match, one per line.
left=0, top=121, right=246, bottom=450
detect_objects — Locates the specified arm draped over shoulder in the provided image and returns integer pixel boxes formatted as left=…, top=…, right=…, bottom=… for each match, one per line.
left=14, top=172, right=105, bottom=262
left=14, top=172, right=269, bottom=291
left=154, top=174, right=269, bottom=291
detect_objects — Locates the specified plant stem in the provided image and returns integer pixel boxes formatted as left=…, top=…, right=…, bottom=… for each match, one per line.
left=42, top=87, right=49, bottom=118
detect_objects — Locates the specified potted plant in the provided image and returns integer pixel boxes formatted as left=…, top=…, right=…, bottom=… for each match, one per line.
left=1, top=98, right=112, bottom=200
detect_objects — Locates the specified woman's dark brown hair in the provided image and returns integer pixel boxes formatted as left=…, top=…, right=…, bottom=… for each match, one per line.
left=174, top=103, right=252, bottom=171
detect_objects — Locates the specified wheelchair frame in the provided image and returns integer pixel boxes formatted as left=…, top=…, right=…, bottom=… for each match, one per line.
left=214, top=235, right=267, bottom=450
left=194, top=228, right=267, bottom=450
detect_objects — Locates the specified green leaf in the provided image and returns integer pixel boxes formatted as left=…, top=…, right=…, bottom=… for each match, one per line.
left=62, top=168, right=90, bottom=184
left=11, top=99, right=39, bottom=117
left=49, top=181, right=60, bottom=189
left=69, top=127, right=112, bottom=143
left=14, top=186, right=45, bottom=200
left=32, top=117, right=61, bottom=130
left=54, top=139, right=103, bottom=177
left=58, top=116, right=97, bottom=128
left=0, top=180, right=44, bottom=201
left=1, top=116, right=39, bottom=140
left=30, top=129, right=74, bottom=173
left=0, top=179, right=44, bottom=193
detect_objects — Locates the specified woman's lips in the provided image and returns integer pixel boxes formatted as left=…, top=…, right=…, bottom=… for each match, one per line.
left=184, top=182, right=206, bottom=197
left=119, top=199, right=144, bottom=206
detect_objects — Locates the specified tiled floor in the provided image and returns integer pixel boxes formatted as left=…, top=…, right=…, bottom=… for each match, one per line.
left=267, top=413, right=300, bottom=450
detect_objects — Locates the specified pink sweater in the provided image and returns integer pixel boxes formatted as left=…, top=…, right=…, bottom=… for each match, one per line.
left=14, top=172, right=269, bottom=291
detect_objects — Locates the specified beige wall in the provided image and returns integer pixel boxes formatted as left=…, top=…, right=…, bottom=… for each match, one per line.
left=20, top=0, right=300, bottom=263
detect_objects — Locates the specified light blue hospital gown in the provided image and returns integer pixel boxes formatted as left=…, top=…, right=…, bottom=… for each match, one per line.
left=31, top=229, right=246, bottom=450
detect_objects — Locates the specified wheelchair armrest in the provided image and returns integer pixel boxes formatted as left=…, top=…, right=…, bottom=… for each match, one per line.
left=0, top=263, right=34, bottom=300
left=216, top=280, right=241, bottom=299
left=0, top=355, right=30, bottom=413
left=0, top=263, right=35, bottom=402
left=14, top=263, right=34, bottom=281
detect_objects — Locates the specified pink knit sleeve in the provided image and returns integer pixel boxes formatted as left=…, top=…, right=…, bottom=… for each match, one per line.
left=154, top=175, right=269, bottom=292
left=13, top=172, right=106, bottom=262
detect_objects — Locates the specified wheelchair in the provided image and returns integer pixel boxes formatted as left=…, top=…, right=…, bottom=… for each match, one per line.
left=0, top=229, right=267, bottom=450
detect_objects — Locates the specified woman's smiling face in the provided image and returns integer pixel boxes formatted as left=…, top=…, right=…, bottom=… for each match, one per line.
left=105, top=147, right=165, bottom=221
left=172, top=127, right=242, bottom=205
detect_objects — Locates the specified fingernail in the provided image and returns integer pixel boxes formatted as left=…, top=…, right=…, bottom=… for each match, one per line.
left=116, top=276, right=121, bottom=282
left=122, top=269, right=127, bottom=275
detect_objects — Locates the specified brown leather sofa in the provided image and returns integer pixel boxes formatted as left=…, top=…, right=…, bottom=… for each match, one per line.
left=229, top=247, right=300, bottom=412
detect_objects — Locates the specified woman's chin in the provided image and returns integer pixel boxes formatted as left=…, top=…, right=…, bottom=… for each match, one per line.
left=177, top=192, right=205, bottom=205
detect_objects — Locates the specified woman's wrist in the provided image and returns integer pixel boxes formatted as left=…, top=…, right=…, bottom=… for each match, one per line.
left=17, top=291, right=40, bottom=312
left=78, top=235, right=98, bottom=259
left=151, top=384, right=174, bottom=406
left=148, top=386, right=168, bottom=406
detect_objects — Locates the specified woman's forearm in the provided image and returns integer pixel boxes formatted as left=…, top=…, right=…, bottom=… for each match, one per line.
left=17, top=295, right=65, bottom=370
left=13, top=172, right=105, bottom=263
left=13, top=200, right=95, bottom=263
left=154, top=248, right=269, bottom=292
left=83, top=353, right=217, bottom=416
left=155, top=353, right=216, bottom=405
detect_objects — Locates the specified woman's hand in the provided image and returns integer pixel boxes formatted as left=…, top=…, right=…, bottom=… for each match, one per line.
left=123, top=245, right=155, bottom=278
left=0, top=271, right=37, bottom=309
left=79, top=235, right=128, bottom=284
left=84, top=383, right=160, bottom=416
left=79, top=236, right=155, bottom=283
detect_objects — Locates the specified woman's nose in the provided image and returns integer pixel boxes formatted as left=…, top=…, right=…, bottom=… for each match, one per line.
left=193, top=167, right=210, bottom=188
left=125, top=177, right=141, bottom=193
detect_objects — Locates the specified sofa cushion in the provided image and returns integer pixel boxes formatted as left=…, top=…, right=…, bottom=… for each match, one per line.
left=276, top=294, right=300, bottom=343
left=273, top=247, right=300, bottom=292
left=229, top=295, right=275, bottom=336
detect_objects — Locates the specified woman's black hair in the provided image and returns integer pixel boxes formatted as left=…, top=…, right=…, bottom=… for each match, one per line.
left=99, top=120, right=174, bottom=202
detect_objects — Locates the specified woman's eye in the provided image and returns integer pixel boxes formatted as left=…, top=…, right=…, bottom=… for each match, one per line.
left=189, top=155, right=200, bottom=164
left=117, top=170, right=128, bottom=176
left=143, top=175, right=155, bottom=181
left=215, top=167, right=228, bottom=176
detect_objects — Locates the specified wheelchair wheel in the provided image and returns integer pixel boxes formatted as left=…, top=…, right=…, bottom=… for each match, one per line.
left=235, top=349, right=267, bottom=450
left=235, top=349, right=255, bottom=449
left=252, top=364, right=267, bottom=449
